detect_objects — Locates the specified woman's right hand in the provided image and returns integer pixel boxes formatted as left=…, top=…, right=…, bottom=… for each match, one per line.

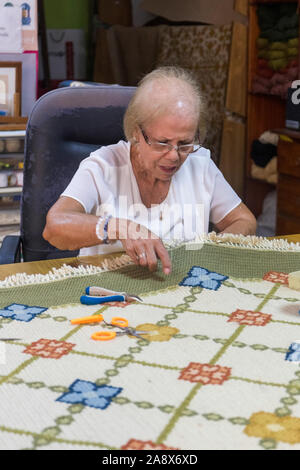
left=109, top=218, right=171, bottom=275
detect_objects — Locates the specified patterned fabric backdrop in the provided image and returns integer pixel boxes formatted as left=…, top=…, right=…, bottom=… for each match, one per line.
left=0, top=235, right=300, bottom=450
left=156, top=25, right=232, bottom=164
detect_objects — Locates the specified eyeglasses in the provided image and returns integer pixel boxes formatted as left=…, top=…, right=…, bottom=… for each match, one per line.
left=139, top=126, right=201, bottom=156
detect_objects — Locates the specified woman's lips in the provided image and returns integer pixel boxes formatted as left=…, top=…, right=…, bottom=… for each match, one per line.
left=159, top=165, right=177, bottom=174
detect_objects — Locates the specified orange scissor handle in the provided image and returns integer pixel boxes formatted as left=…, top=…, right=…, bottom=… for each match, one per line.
left=110, top=317, right=128, bottom=328
left=71, top=314, right=104, bottom=325
left=91, top=331, right=117, bottom=341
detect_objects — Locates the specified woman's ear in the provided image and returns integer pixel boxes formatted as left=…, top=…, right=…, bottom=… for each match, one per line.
left=132, top=127, right=140, bottom=144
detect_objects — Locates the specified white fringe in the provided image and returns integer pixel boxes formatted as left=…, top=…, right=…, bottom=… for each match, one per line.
left=0, top=253, right=133, bottom=289
left=189, top=232, right=300, bottom=251
left=0, top=233, right=299, bottom=288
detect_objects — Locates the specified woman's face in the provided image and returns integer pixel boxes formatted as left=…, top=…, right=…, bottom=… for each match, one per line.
left=134, top=110, right=198, bottom=182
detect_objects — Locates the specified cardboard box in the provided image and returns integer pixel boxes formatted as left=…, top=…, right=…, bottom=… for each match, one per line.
left=141, top=0, right=247, bottom=25
left=98, top=0, right=132, bottom=26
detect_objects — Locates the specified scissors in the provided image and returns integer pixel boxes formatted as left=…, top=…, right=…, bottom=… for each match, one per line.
left=80, top=286, right=143, bottom=306
left=70, top=314, right=149, bottom=342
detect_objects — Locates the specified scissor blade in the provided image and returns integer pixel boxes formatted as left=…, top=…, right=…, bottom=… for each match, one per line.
left=126, top=294, right=143, bottom=303
left=0, top=338, right=21, bottom=342
left=125, top=328, right=150, bottom=340
left=131, top=332, right=149, bottom=341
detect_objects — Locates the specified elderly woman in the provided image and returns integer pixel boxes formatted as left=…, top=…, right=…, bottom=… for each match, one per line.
left=43, top=66, right=256, bottom=274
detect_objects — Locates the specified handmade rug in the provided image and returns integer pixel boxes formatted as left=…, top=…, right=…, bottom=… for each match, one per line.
left=1, top=234, right=300, bottom=450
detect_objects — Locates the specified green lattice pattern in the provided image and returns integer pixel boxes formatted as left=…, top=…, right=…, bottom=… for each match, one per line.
left=0, top=243, right=300, bottom=450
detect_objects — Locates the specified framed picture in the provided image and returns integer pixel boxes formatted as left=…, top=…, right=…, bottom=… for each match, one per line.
left=0, top=62, right=22, bottom=118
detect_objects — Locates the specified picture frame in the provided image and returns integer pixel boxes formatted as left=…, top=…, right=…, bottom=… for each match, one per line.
left=0, top=62, right=22, bottom=119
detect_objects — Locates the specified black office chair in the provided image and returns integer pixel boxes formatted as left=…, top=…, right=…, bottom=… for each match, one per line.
left=0, top=85, right=135, bottom=264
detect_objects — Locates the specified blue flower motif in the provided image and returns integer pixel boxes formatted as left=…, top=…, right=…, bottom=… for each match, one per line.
left=57, top=379, right=122, bottom=410
left=285, top=342, right=300, bottom=362
left=179, top=266, right=228, bottom=291
left=0, top=303, right=47, bottom=322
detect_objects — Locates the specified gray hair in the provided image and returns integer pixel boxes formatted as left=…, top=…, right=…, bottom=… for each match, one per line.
left=123, top=66, right=207, bottom=144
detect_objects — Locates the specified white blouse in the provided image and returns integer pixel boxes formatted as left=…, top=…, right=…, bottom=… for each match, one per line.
left=61, top=140, right=241, bottom=256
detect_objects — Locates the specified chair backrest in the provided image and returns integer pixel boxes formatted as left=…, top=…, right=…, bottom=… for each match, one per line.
left=21, top=85, right=136, bottom=262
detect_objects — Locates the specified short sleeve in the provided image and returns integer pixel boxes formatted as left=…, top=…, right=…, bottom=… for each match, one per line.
left=61, top=158, right=113, bottom=214
left=208, top=160, right=242, bottom=225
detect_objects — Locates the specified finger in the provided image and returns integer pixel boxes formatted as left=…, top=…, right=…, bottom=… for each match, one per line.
left=154, top=241, right=172, bottom=275
left=136, top=248, right=148, bottom=267
left=144, top=244, right=158, bottom=272
left=121, top=240, right=139, bottom=265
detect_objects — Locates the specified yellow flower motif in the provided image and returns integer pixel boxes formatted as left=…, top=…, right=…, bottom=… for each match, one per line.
left=245, top=412, right=300, bottom=444
left=136, top=323, right=179, bottom=342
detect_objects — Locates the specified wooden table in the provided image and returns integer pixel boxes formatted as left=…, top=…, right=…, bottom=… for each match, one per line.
left=0, top=234, right=299, bottom=281
left=0, top=252, right=124, bottom=280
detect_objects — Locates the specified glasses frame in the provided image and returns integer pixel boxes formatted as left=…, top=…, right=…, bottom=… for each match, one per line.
left=139, top=126, right=201, bottom=156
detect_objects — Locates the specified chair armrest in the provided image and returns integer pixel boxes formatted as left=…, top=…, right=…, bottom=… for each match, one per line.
left=0, top=235, right=22, bottom=264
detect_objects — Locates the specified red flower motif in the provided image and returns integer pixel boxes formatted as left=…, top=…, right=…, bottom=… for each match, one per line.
left=23, top=338, right=75, bottom=359
left=179, top=362, right=231, bottom=385
left=121, top=439, right=178, bottom=450
left=263, top=271, right=289, bottom=285
left=228, top=309, right=272, bottom=326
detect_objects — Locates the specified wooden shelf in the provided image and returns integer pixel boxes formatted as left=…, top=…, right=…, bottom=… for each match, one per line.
left=246, top=94, right=285, bottom=176
left=0, top=129, right=25, bottom=204
left=0, top=130, right=26, bottom=138
left=248, top=90, right=286, bottom=101
left=245, top=0, right=299, bottom=225
left=0, top=153, right=24, bottom=160
left=0, top=117, right=27, bottom=125
left=0, top=187, right=22, bottom=197
left=272, top=128, right=300, bottom=140
left=248, top=175, right=277, bottom=186
left=245, top=177, right=276, bottom=217
left=250, top=0, right=298, bottom=4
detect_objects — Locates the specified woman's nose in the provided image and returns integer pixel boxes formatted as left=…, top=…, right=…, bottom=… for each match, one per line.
left=165, top=147, right=180, bottom=160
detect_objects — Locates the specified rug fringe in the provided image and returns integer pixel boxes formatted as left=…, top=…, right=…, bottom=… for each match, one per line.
left=0, top=233, right=299, bottom=288
left=0, top=253, right=133, bottom=288
left=184, top=232, right=300, bottom=252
